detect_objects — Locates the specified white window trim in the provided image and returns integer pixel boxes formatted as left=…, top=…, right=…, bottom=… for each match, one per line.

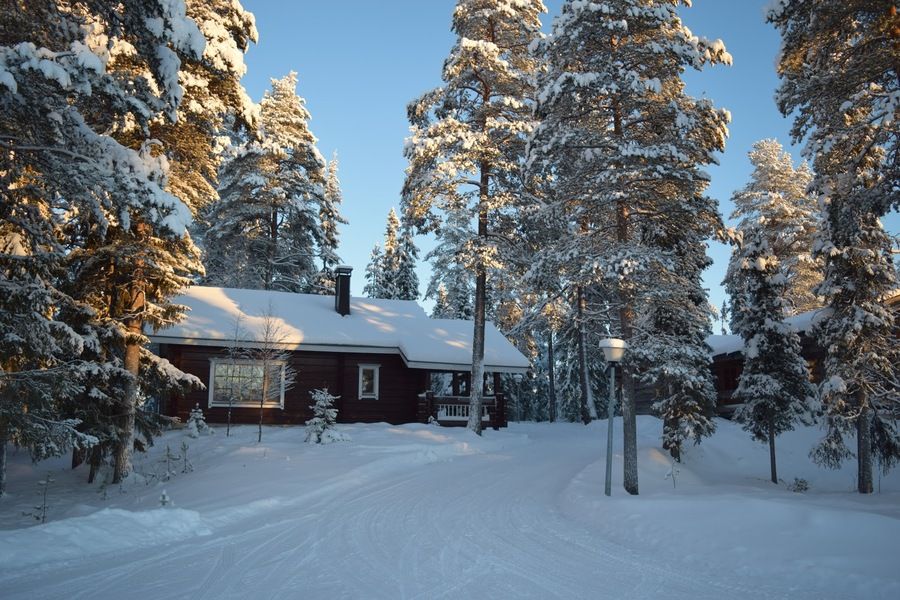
left=358, top=364, right=380, bottom=400
left=208, top=358, right=286, bottom=409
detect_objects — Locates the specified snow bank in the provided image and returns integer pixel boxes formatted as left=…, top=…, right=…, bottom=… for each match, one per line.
left=0, top=508, right=210, bottom=571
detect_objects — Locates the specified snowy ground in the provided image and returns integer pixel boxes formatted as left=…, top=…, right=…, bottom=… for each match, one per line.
left=1, top=417, right=898, bottom=600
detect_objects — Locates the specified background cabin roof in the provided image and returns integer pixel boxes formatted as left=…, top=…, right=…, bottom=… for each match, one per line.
left=149, top=286, right=531, bottom=373
left=706, top=306, right=834, bottom=357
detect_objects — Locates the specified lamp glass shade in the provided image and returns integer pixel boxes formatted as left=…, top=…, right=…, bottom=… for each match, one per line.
left=598, top=338, right=627, bottom=363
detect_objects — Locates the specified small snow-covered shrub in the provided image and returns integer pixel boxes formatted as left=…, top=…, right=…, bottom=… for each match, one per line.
left=787, top=478, right=809, bottom=493
left=186, top=404, right=211, bottom=438
left=305, top=388, right=349, bottom=444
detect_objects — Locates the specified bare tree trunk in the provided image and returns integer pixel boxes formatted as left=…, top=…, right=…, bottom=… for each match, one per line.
left=467, top=204, right=487, bottom=435
left=576, top=285, right=592, bottom=425
left=0, top=420, right=8, bottom=496
left=87, top=445, right=101, bottom=484
left=857, top=390, right=873, bottom=494
left=547, top=331, right=557, bottom=423
left=611, top=94, right=638, bottom=495
left=113, top=284, right=144, bottom=484
left=259, top=368, right=269, bottom=444
left=768, top=408, right=778, bottom=484
left=617, top=200, right=638, bottom=495
left=266, top=207, right=278, bottom=290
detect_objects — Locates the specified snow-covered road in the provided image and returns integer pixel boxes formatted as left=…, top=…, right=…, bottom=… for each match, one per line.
left=2, top=421, right=898, bottom=599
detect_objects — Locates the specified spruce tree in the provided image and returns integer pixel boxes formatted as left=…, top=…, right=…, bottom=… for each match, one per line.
left=1, top=0, right=239, bottom=484
left=769, top=0, right=900, bottom=493
left=529, top=0, right=731, bottom=484
left=394, top=219, right=421, bottom=301
left=725, top=139, right=821, bottom=321
left=403, top=0, right=545, bottom=434
left=729, top=226, right=817, bottom=484
left=363, top=243, right=384, bottom=299
left=313, top=152, right=348, bottom=294
left=305, top=388, right=341, bottom=444
left=424, top=206, right=474, bottom=319
left=362, top=208, right=420, bottom=300
left=380, top=208, right=402, bottom=299
left=205, top=72, right=327, bottom=293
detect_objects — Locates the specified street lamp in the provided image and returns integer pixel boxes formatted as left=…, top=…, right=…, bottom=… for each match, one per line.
left=598, top=337, right=627, bottom=496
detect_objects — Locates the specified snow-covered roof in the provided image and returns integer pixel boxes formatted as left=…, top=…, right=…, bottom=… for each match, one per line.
left=706, top=307, right=833, bottom=357
left=149, top=286, right=531, bottom=373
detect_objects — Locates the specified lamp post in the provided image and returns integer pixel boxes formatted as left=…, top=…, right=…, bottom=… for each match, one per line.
left=598, top=338, right=627, bottom=496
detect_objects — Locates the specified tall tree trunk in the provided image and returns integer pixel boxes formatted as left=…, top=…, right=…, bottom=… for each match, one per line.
left=87, top=445, right=101, bottom=484
left=617, top=202, right=638, bottom=495
left=113, top=285, right=144, bottom=484
left=576, top=285, right=592, bottom=425
left=467, top=171, right=488, bottom=435
left=0, top=420, right=8, bottom=496
left=547, top=330, right=557, bottom=423
left=857, top=390, right=873, bottom=494
left=259, top=365, right=270, bottom=444
left=612, top=97, right=638, bottom=495
left=467, top=34, right=494, bottom=435
left=266, top=207, right=278, bottom=290
left=768, top=408, right=778, bottom=484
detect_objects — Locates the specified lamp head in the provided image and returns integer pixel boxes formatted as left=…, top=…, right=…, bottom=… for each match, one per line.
left=598, top=338, right=627, bottom=363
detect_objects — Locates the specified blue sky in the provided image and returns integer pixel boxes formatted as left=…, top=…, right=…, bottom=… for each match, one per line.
left=238, top=0, right=898, bottom=319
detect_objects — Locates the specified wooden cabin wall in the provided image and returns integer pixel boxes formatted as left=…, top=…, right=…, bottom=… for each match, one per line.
left=159, top=344, right=428, bottom=426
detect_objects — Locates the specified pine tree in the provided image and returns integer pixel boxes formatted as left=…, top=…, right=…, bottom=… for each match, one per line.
left=729, top=226, right=817, bottom=484
left=312, top=152, right=348, bottom=294
left=403, top=0, right=545, bottom=434
left=725, top=139, right=821, bottom=321
left=769, top=0, right=900, bottom=493
left=529, top=0, right=731, bottom=484
left=205, top=72, right=327, bottom=293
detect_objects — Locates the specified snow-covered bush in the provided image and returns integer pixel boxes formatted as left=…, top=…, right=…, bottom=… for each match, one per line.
left=186, top=404, right=211, bottom=438
left=787, top=478, right=809, bottom=493
left=305, top=388, right=348, bottom=444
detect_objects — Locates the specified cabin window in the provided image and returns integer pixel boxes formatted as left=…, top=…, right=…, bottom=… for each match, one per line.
left=209, top=359, right=286, bottom=409
left=358, top=364, right=380, bottom=399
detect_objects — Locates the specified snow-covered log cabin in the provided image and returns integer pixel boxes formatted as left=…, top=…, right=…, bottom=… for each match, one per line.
left=704, top=290, right=899, bottom=416
left=149, top=268, right=530, bottom=427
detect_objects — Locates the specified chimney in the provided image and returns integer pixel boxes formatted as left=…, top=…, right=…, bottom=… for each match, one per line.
left=334, top=266, right=352, bottom=316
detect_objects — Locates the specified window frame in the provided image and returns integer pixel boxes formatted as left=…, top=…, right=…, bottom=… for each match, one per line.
left=208, top=358, right=287, bottom=410
left=358, top=364, right=380, bottom=400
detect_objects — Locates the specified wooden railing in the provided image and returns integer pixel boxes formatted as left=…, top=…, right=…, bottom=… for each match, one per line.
left=417, top=392, right=507, bottom=430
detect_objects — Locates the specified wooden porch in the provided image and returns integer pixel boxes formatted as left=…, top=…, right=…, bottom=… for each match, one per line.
left=417, top=391, right=508, bottom=430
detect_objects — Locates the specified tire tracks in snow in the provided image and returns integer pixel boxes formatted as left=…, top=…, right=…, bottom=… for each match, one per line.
left=2, top=431, right=797, bottom=599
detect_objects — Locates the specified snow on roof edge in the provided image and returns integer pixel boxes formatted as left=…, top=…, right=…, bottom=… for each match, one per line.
left=151, top=286, right=531, bottom=372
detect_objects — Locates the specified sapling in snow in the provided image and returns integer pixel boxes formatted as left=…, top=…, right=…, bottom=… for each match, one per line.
left=186, top=404, right=211, bottom=438
left=25, top=473, right=55, bottom=524
left=305, top=388, right=346, bottom=444
left=160, top=445, right=179, bottom=482
left=181, top=441, right=193, bottom=474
